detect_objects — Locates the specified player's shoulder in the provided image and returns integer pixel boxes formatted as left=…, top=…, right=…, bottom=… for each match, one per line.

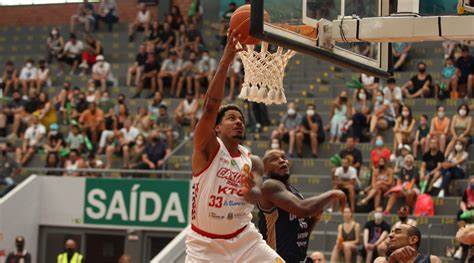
left=373, top=257, right=387, bottom=263
left=261, top=178, right=287, bottom=193
left=429, top=255, right=441, bottom=263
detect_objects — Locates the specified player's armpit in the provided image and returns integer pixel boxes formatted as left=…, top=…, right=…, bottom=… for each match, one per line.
left=242, top=155, right=263, bottom=204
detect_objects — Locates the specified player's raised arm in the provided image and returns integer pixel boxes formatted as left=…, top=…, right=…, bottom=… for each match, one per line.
left=261, top=180, right=346, bottom=218
left=241, top=155, right=264, bottom=204
left=192, top=30, right=243, bottom=170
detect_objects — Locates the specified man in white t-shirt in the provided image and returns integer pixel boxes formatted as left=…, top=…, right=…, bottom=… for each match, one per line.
left=92, top=55, right=114, bottom=91
left=158, top=51, right=183, bottom=96
left=106, top=119, right=139, bottom=169
left=195, top=50, right=217, bottom=94
left=19, top=59, right=38, bottom=96
left=382, top=78, right=403, bottom=115
left=19, top=115, right=46, bottom=165
left=62, top=33, right=84, bottom=75
left=332, top=157, right=358, bottom=212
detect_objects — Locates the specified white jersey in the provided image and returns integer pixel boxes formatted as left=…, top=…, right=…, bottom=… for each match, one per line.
left=191, top=137, right=254, bottom=235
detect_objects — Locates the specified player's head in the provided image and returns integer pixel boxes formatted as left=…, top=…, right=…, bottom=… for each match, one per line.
left=387, top=224, right=421, bottom=254
left=215, top=104, right=245, bottom=141
left=263, top=149, right=290, bottom=182
left=310, top=251, right=326, bottom=263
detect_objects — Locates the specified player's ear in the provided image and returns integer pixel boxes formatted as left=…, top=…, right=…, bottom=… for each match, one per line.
left=408, top=235, right=418, bottom=247
left=215, top=124, right=220, bottom=134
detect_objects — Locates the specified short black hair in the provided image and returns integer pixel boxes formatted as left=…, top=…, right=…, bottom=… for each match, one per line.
left=461, top=45, right=470, bottom=52
left=307, top=103, right=316, bottom=108
left=216, top=104, right=244, bottom=125
left=70, top=33, right=76, bottom=39
left=421, top=114, right=428, bottom=120
left=458, top=103, right=470, bottom=115
left=407, top=225, right=421, bottom=249
left=417, top=62, right=426, bottom=68
left=159, top=104, right=168, bottom=110
left=6, top=60, right=13, bottom=66
left=387, top=77, right=396, bottom=84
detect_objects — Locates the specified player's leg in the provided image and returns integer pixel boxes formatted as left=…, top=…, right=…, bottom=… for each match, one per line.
left=232, top=225, right=284, bottom=262
left=185, top=229, right=231, bottom=263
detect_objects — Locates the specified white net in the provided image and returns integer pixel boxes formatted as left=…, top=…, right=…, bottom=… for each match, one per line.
left=237, top=41, right=296, bottom=105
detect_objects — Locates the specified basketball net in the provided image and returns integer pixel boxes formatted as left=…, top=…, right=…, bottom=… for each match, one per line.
left=237, top=41, right=296, bottom=105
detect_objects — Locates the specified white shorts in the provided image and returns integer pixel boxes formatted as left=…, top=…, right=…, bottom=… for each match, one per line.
left=185, top=224, right=284, bottom=263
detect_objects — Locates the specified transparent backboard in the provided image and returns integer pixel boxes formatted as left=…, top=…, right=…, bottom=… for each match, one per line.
left=250, top=0, right=391, bottom=77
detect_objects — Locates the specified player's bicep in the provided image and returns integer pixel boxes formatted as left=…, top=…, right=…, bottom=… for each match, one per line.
left=193, top=98, right=219, bottom=153
left=250, top=155, right=264, bottom=188
left=262, top=181, right=308, bottom=217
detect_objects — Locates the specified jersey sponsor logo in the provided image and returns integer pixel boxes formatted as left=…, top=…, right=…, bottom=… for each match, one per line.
left=219, top=157, right=230, bottom=165
left=216, top=167, right=243, bottom=184
left=227, top=212, right=234, bottom=220
left=223, top=200, right=246, bottom=207
left=217, top=185, right=244, bottom=196
left=226, top=211, right=247, bottom=220
left=209, top=212, right=225, bottom=220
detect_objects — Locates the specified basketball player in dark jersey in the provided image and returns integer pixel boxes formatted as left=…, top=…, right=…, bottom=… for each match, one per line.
left=374, top=224, right=441, bottom=263
left=258, top=149, right=346, bottom=262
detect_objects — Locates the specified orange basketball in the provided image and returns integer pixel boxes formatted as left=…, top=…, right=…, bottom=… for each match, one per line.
left=229, top=5, right=270, bottom=45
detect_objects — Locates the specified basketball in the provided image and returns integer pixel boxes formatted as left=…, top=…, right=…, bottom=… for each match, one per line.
left=229, top=5, right=270, bottom=45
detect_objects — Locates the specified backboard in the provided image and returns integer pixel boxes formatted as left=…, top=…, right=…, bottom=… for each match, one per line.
left=249, top=0, right=391, bottom=78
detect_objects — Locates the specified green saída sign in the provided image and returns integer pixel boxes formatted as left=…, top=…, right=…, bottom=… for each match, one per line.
left=84, top=178, right=190, bottom=229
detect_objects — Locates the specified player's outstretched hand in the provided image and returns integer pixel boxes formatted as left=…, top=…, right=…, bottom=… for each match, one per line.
left=388, top=246, right=417, bottom=263
left=222, top=29, right=245, bottom=63
left=240, top=172, right=256, bottom=195
left=331, top=190, right=347, bottom=213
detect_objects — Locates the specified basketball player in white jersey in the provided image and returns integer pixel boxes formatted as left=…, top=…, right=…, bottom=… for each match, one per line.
left=185, top=30, right=283, bottom=262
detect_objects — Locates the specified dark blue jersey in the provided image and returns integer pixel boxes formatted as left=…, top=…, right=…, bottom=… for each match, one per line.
left=258, top=180, right=314, bottom=263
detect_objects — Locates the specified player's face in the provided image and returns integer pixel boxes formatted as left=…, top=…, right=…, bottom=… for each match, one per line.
left=387, top=225, right=415, bottom=254
left=216, top=110, right=245, bottom=140
left=265, top=150, right=290, bottom=178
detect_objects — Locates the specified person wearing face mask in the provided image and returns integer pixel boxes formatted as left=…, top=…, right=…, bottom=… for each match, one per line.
left=3, top=90, right=27, bottom=139
left=437, top=139, right=469, bottom=197
left=445, top=104, right=472, bottom=157
left=19, top=114, right=46, bottom=166
left=328, top=91, right=352, bottom=143
left=140, top=131, right=171, bottom=172
left=85, top=80, right=100, bottom=103
left=6, top=236, right=32, bottom=263
left=176, top=52, right=200, bottom=97
left=127, top=134, right=147, bottom=170
left=127, top=44, right=147, bottom=88
left=19, top=59, right=38, bottom=96
left=427, top=105, right=450, bottom=153
left=382, top=78, right=403, bottom=115
left=196, top=50, right=217, bottom=91
left=357, top=207, right=391, bottom=263
left=359, top=157, right=394, bottom=208
left=35, top=59, right=50, bottom=91
left=413, top=115, right=430, bottom=158
left=393, top=105, right=416, bottom=151
left=384, top=155, right=420, bottom=213
left=351, top=88, right=372, bottom=142
left=332, top=157, right=359, bottom=213
left=456, top=176, right=474, bottom=261
left=401, top=62, right=433, bottom=98
left=158, top=51, right=183, bottom=97
left=269, top=138, right=282, bottom=151
left=370, top=90, right=396, bottom=139
left=271, top=102, right=303, bottom=157
left=258, top=149, right=346, bottom=263
left=330, top=207, right=361, bottom=263
left=296, top=103, right=324, bottom=158
left=57, top=239, right=84, bottom=263
left=92, top=55, right=114, bottom=91
left=370, top=136, right=391, bottom=169
left=175, top=92, right=200, bottom=133
left=394, top=206, right=417, bottom=228
left=0, top=144, right=19, bottom=197
left=46, top=27, right=65, bottom=64
left=79, top=102, right=105, bottom=145
left=452, top=45, right=474, bottom=98
left=43, top=123, right=65, bottom=154
left=420, top=138, right=445, bottom=194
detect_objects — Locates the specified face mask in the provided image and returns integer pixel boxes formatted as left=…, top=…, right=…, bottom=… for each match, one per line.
left=402, top=111, right=409, bottom=117
left=88, top=87, right=95, bottom=92
left=399, top=216, right=408, bottom=222
left=379, top=164, right=385, bottom=170
left=152, top=137, right=160, bottom=142
left=455, top=144, right=463, bottom=152
left=287, top=109, right=296, bottom=116
left=375, top=139, right=384, bottom=147
left=271, top=143, right=279, bottom=150
left=66, top=248, right=75, bottom=255
left=418, top=68, right=426, bottom=73
left=376, top=96, right=383, bottom=102
left=100, top=97, right=109, bottom=102
left=26, top=63, right=32, bottom=69
left=16, top=244, right=24, bottom=251
left=52, top=30, right=58, bottom=35
left=50, top=130, right=58, bottom=136
left=438, top=111, right=445, bottom=118
left=118, top=98, right=124, bottom=104
left=202, top=55, right=209, bottom=61
left=136, top=140, right=144, bottom=146
left=358, top=93, right=366, bottom=100
left=340, top=96, right=348, bottom=103
left=306, top=109, right=315, bottom=116
left=374, top=212, right=383, bottom=222
left=459, top=109, right=467, bottom=117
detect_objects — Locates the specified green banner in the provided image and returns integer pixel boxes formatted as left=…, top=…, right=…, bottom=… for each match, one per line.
left=84, top=178, right=190, bottom=229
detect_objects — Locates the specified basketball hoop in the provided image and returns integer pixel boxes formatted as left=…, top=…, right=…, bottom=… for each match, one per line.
left=237, top=41, right=296, bottom=105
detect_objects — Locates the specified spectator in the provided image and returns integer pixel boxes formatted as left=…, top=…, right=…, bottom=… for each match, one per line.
left=155, top=22, right=176, bottom=53
left=79, top=34, right=103, bottom=76
left=310, top=251, right=326, bottom=263
left=85, top=153, right=104, bottom=177
left=170, top=5, right=184, bottom=30
left=66, top=121, right=85, bottom=152
left=328, top=90, right=352, bottom=143
left=0, top=144, right=19, bottom=197
left=134, top=53, right=160, bottom=98
left=37, top=91, right=58, bottom=130
left=148, top=91, right=164, bottom=117
left=269, top=138, right=283, bottom=151
left=426, top=105, right=450, bottom=153
left=57, top=239, right=84, bottom=263
left=401, top=62, right=433, bottom=98
left=19, top=59, right=37, bottom=96
left=413, top=114, right=429, bottom=158
left=158, top=51, right=182, bottom=96
left=2, top=60, right=19, bottom=96
left=63, top=149, right=86, bottom=176
left=226, top=57, right=242, bottom=99
left=79, top=102, right=104, bottom=145
left=339, top=136, right=363, bottom=171
left=393, top=206, right=417, bottom=227
left=371, top=136, right=391, bottom=168
left=156, top=104, right=178, bottom=148
left=61, top=33, right=84, bottom=75
left=453, top=46, right=474, bottom=98
left=437, top=139, right=468, bottom=197
left=147, top=20, right=161, bottom=45
left=176, top=51, right=200, bottom=97
left=176, top=24, right=188, bottom=49
left=92, top=55, right=114, bottom=91
left=384, top=155, right=419, bottom=213
left=107, top=119, right=140, bottom=168
left=45, top=152, right=62, bottom=176
left=1, top=90, right=23, bottom=137
left=35, top=59, right=50, bottom=91
left=127, top=44, right=147, bottom=87
left=330, top=207, right=361, bottom=263
left=442, top=40, right=457, bottom=59
left=296, top=103, right=324, bottom=157
left=54, top=81, right=73, bottom=123
left=70, top=90, right=88, bottom=120
left=392, top=42, right=411, bottom=71
left=332, top=157, right=358, bottom=212
left=437, top=57, right=458, bottom=99
left=369, top=90, right=396, bottom=138
left=420, top=138, right=444, bottom=194
left=46, top=27, right=64, bottom=64
left=97, top=107, right=116, bottom=155
left=5, top=236, right=32, bottom=263
left=175, top=92, right=200, bottom=130
left=127, top=134, right=146, bottom=170
left=393, top=144, right=411, bottom=173
left=186, top=22, right=204, bottom=52
left=457, top=176, right=474, bottom=260
left=133, top=106, right=153, bottom=137
left=18, top=114, right=46, bottom=166
left=70, top=2, right=95, bottom=33
left=393, top=105, right=416, bottom=151
left=358, top=207, right=391, bottom=263
left=195, top=50, right=217, bottom=92
left=445, top=104, right=472, bottom=156
left=350, top=88, right=371, bottom=142
left=85, top=79, right=100, bottom=103
left=128, top=3, right=152, bottom=42
left=361, top=74, right=379, bottom=95
left=95, top=0, right=119, bottom=32
left=382, top=77, right=402, bottom=115
left=43, top=123, right=64, bottom=154
left=359, top=157, right=394, bottom=208
left=251, top=102, right=271, bottom=129
left=140, top=131, right=171, bottom=171
left=271, top=102, right=303, bottom=157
